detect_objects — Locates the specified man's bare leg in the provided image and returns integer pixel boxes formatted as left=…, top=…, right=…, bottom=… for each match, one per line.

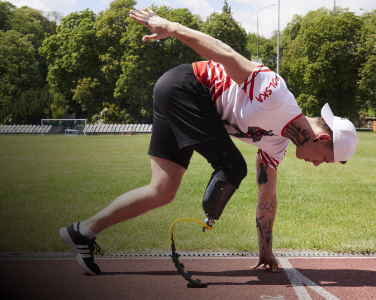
left=84, top=155, right=186, bottom=234
left=59, top=156, right=186, bottom=275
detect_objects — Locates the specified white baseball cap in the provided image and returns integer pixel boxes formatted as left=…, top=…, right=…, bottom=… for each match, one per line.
left=321, top=103, right=359, bottom=162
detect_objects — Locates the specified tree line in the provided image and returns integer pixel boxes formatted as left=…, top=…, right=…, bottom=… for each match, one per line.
left=0, top=0, right=375, bottom=125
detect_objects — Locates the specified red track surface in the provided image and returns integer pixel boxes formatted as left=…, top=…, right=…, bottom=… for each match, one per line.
left=1, top=257, right=375, bottom=299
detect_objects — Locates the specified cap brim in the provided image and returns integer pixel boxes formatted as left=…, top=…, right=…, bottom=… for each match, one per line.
left=321, top=103, right=335, bottom=131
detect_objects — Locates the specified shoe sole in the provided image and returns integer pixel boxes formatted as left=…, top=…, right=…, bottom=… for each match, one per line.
left=59, top=226, right=98, bottom=275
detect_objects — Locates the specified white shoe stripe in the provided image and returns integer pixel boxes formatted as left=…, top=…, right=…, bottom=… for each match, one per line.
left=73, top=222, right=78, bottom=231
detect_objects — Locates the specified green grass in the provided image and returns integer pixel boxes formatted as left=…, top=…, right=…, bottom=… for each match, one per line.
left=0, top=132, right=375, bottom=254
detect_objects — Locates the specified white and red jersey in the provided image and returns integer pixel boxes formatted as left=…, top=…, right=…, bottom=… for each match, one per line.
left=193, top=60, right=302, bottom=170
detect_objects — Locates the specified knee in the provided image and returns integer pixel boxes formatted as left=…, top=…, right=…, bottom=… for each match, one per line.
left=148, top=183, right=177, bottom=207
left=158, top=192, right=176, bottom=206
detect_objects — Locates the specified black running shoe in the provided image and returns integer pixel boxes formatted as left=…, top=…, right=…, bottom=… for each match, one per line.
left=59, top=222, right=101, bottom=275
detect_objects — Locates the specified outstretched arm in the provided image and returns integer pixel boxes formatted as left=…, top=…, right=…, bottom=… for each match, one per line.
left=129, top=7, right=258, bottom=85
left=252, top=154, right=279, bottom=273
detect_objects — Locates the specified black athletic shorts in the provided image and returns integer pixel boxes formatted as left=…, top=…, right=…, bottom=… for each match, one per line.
left=148, top=64, right=229, bottom=169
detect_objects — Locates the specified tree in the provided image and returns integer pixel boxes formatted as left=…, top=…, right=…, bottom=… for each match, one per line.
left=10, top=6, right=62, bottom=84
left=10, top=86, right=66, bottom=124
left=222, top=0, right=231, bottom=14
left=40, top=9, right=101, bottom=109
left=72, top=77, right=101, bottom=116
left=255, top=7, right=349, bottom=75
left=204, top=11, right=248, bottom=58
left=262, top=34, right=277, bottom=70
left=43, top=11, right=64, bottom=26
left=0, top=5, right=63, bottom=91
left=115, top=5, right=203, bottom=123
left=0, top=1, right=15, bottom=31
left=246, top=32, right=275, bottom=68
left=89, top=0, right=137, bottom=113
left=45, top=92, right=69, bottom=119
left=0, top=3, right=64, bottom=124
left=0, top=30, right=41, bottom=106
left=281, top=11, right=363, bottom=118
left=41, top=1, right=138, bottom=121
left=10, top=6, right=51, bottom=47
left=92, top=102, right=124, bottom=124
left=357, top=10, right=376, bottom=115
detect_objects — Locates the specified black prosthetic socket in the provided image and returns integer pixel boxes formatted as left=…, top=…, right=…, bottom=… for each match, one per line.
left=190, top=138, right=247, bottom=189
left=202, top=176, right=236, bottom=220
left=191, top=138, right=246, bottom=231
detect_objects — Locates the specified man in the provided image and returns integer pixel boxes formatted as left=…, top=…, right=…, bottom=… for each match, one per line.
left=59, top=7, right=359, bottom=275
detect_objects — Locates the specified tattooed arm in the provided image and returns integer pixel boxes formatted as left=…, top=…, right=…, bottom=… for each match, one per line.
left=252, top=154, right=279, bottom=273
left=130, top=7, right=258, bottom=85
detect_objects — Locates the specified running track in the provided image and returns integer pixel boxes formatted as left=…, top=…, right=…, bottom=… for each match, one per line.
left=1, top=254, right=375, bottom=299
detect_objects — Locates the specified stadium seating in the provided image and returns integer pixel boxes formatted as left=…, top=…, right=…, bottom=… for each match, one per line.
left=0, top=124, right=52, bottom=134
left=0, top=123, right=152, bottom=135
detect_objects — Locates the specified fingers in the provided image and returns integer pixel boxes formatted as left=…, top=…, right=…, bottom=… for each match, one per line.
left=129, top=12, right=149, bottom=26
left=130, top=8, right=152, bottom=26
left=146, top=7, right=158, bottom=17
left=130, top=7, right=166, bottom=42
left=251, top=262, right=262, bottom=270
left=271, top=264, right=280, bottom=273
left=142, top=33, right=158, bottom=42
left=252, top=261, right=279, bottom=273
left=252, top=262, right=268, bottom=269
left=132, top=7, right=157, bottom=19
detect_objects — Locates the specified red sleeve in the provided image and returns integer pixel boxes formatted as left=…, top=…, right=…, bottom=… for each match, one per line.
left=258, top=148, right=285, bottom=170
left=192, top=61, right=232, bottom=103
left=192, top=61, right=209, bottom=86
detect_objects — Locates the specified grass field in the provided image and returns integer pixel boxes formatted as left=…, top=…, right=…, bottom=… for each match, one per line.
left=0, top=132, right=375, bottom=254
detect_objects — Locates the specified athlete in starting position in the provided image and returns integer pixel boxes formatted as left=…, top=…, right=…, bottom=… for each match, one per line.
left=59, top=7, right=359, bottom=275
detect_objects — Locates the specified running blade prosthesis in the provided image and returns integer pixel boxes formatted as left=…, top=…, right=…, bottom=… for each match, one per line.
left=169, top=218, right=212, bottom=288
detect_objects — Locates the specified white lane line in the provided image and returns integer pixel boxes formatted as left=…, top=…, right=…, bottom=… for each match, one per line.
left=276, top=256, right=374, bottom=259
left=1, top=256, right=375, bottom=261
left=279, top=258, right=339, bottom=300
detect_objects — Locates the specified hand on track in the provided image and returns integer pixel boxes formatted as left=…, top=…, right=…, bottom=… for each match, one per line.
left=252, top=252, right=279, bottom=273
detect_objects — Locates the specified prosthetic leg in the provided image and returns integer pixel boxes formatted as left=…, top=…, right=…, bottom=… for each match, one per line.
left=190, top=138, right=246, bottom=232
left=202, top=176, right=236, bottom=231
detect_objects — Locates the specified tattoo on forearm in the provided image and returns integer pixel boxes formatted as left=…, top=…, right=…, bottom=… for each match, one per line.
left=259, top=202, right=276, bottom=213
left=262, top=219, right=273, bottom=248
left=256, top=216, right=264, bottom=239
left=284, top=121, right=310, bottom=146
left=257, top=217, right=273, bottom=249
left=256, top=162, right=268, bottom=185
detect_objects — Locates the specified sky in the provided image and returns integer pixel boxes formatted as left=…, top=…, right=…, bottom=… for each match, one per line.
left=8, top=0, right=375, bottom=38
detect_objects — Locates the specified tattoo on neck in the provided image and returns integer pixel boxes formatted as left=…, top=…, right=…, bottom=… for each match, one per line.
left=256, top=162, right=268, bottom=185
left=284, top=121, right=310, bottom=146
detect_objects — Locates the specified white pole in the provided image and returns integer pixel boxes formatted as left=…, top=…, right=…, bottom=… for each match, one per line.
left=257, top=12, right=259, bottom=62
left=257, top=4, right=276, bottom=64
left=277, top=0, right=280, bottom=74
left=334, top=0, right=336, bottom=16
